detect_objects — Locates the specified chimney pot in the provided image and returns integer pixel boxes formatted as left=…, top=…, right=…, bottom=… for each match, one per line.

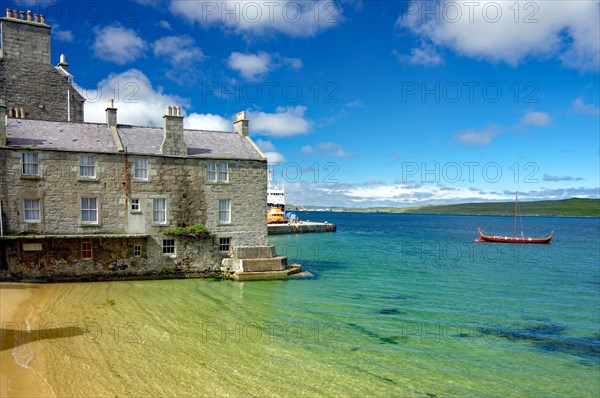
left=34, top=13, right=38, bottom=22
left=12, top=10, right=17, bottom=18
left=27, top=11, right=32, bottom=21
left=40, top=14, right=45, bottom=24
left=20, top=11, right=24, bottom=19
left=6, top=8, right=11, bottom=18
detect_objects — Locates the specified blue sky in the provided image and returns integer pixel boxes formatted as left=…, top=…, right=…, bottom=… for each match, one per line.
left=8, top=0, right=599, bottom=207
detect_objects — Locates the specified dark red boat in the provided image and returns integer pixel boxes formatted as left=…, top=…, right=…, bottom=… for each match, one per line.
left=477, top=227, right=553, bottom=244
left=477, top=192, right=554, bottom=244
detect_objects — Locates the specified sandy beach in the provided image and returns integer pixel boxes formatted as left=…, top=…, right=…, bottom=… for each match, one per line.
left=0, top=283, right=55, bottom=398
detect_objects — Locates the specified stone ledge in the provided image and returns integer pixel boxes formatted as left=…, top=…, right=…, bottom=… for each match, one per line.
left=232, top=264, right=303, bottom=281
left=0, top=233, right=149, bottom=240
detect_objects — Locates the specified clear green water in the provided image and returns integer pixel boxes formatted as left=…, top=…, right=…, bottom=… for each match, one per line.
left=9, top=213, right=600, bottom=396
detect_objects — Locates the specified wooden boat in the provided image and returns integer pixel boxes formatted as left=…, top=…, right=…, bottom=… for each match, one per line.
left=477, top=192, right=554, bottom=244
left=477, top=227, right=553, bottom=244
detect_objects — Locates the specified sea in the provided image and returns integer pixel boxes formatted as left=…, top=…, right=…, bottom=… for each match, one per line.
left=2, top=212, right=599, bottom=397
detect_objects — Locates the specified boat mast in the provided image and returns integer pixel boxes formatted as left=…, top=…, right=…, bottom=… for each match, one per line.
left=513, top=191, right=518, bottom=237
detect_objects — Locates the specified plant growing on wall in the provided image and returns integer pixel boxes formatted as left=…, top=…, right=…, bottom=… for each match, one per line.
left=163, top=224, right=212, bottom=238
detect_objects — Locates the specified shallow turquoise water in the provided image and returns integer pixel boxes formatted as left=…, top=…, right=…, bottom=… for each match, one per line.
left=9, top=213, right=600, bottom=397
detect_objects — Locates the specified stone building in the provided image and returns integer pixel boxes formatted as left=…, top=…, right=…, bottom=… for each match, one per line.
left=0, top=9, right=287, bottom=281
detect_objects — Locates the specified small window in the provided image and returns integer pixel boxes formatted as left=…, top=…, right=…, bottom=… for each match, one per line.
left=206, top=162, right=216, bottom=182
left=219, top=199, right=231, bottom=223
left=162, top=239, right=175, bottom=255
left=219, top=237, right=231, bottom=253
left=134, top=159, right=148, bottom=180
left=81, top=198, right=98, bottom=223
left=133, top=245, right=142, bottom=257
left=82, top=242, right=92, bottom=259
left=79, top=156, right=96, bottom=178
left=24, top=199, right=41, bottom=222
left=153, top=198, right=166, bottom=224
left=22, top=153, right=39, bottom=175
left=131, top=198, right=140, bottom=212
left=218, top=162, right=229, bottom=182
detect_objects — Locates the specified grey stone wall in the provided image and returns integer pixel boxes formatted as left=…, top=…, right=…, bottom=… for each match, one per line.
left=0, top=18, right=50, bottom=63
left=0, top=147, right=268, bottom=279
left=0, top=18, right=85, bottom=122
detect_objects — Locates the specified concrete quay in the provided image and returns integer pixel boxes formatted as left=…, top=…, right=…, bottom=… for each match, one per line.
left=267, top=221, right=336, bottom=235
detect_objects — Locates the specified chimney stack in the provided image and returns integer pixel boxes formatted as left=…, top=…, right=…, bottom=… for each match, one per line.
left=161, top=106, right=187, bottom=156
left=0, top=99, right=6, bottom=146
left=106, top=99, right=117, bottom=127
left=233, top=111, right=249, bottom=137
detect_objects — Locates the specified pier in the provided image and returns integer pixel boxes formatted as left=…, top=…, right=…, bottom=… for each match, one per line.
left=268, top=221, right=336, bottom=235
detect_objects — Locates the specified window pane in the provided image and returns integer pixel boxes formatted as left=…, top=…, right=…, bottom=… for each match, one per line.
left=22, top=153, right=39, bottom=175
left=81, top=198, right=97, bottom=222
left=207, top=162, right=216, bottom=181
left=79, top=156, right=95, bottom=177
left=219, top=199, right=230, bottom=223
left=153, top=198, right=166, bottom=223
left=218, top=162, right=228, bottom=182
left=24, top=199, right=40, bottom=221
left=82, top=242, right=92, bottom=259
left=162, top=239, right=175, bottom=254
left=134, top=159, right=148, bottom=179
left=131, top=198, right=140, bottom=211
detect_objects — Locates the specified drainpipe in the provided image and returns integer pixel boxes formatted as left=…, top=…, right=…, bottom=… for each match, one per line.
left=0, top=196, right=3, bottom=236
left=67, top=89, right=71, bottom=122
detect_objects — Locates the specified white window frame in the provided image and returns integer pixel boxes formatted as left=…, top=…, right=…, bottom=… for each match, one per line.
left=219, top=199, right=231, bottom=224
left=152, top=198, right=167, bottom=224
left=23, top=199, right=41, bottom=223
left=22, top=153, right=39, bottom=176
left=206, top=162, right=216, bottom=182
left=81, top=242, right=93, bottom=259
left=81, top=197, right=98, bottom=224
left=130, top=198, right=141, bottom=213
left=162, top=239, right=175, bottom=256
left=134, top=158, right=148, bottom=180
left=79, top=155, right=96, bottom=178
left=207, top=162, right=229, bottom=183
left=217, top=162, right=229, bottom=182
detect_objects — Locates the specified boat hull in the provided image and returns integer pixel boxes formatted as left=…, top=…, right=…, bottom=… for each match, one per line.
left=478, top=228, right=553, bottom=244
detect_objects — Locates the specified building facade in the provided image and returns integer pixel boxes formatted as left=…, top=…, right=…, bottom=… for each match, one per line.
left=0, top=9, right=282, bottom=281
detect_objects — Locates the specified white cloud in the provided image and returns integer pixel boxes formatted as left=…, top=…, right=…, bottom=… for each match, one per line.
left=51, top=25, right=74, bottom=42
left=454, top=127, right=499, bottom=147
left=302, top=145, right=315, bottom=154
left=393, top=43, right=444, bottom=67
left=255, top=139, right=285, bottom=163
left=78, top=69, right=187, bottom=127
left=398, top=1, right=600, bottom=72
left=572, top=98, right=600, bottom=117
left=185, top=113, right=231, bottom=131
left=285, top=181, right=600, bottom=207
left=158, top=20, right=173, bottom=30
left=153, top=35, right=205, bottom=65
left=521, top=111, right=552, bottom=126
left=228, top=52, right=272, bottom=80
left=92, top=25, right=146, bottom=65
left=227, top=51, right=302, bottom=80
left=316, top=142, right=351, bottom=158
left=169, top=0, right=344, bottom=38
left=248, top=106, right=313, bottom=137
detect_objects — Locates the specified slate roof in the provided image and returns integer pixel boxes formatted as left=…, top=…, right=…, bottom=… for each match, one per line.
left=5, top=118, right=265, bottom=160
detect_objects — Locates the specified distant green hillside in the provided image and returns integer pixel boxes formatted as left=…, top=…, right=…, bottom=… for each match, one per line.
left=393, top=198, right=599, bottom=217
left=292, top=198, right=600, bottom=217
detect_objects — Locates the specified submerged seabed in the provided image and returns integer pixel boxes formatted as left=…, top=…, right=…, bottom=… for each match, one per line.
left=1, top=213, right=599, bottom=397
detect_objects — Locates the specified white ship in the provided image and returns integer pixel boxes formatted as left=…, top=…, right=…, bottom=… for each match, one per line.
left=267, top=170, right=285, bottom=211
